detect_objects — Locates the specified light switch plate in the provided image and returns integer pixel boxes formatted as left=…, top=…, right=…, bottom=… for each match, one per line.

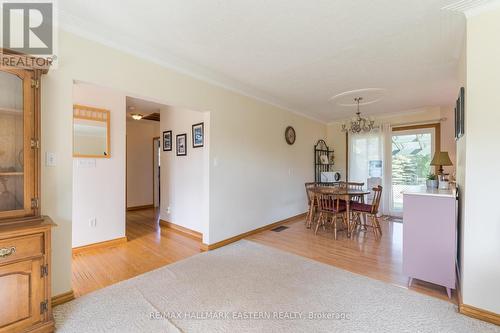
left=45, top=152, right=56, bottom=166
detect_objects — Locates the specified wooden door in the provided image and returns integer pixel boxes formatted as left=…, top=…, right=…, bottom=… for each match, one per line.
left=0, top=258, right=45, bottom=332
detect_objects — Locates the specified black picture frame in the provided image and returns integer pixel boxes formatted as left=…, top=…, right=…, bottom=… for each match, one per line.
left=192, top=122, right=204, bottom=148
left=455, top=87, right=465, bottom=140
left=176, top=133, right=187, bottom=156
left=162, top=130, right=172, bottom=151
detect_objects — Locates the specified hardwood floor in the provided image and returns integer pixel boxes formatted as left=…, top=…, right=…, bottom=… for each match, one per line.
left=247, top=215, right=457, bottom=303
left=72, top=208, right=201, bottom=297
left=72, top=208, right=455, bottom=304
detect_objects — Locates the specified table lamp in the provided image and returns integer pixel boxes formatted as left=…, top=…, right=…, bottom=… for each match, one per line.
left=430, top=151, right=453, bottom=175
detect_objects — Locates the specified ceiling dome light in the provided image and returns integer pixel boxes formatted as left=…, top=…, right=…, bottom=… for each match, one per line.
left=131, top=113, right=143, bottom=120
left=330, top=88, right=386, bottom=106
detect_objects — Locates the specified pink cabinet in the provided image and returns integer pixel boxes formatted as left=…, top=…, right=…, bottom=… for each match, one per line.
left=403, top=188, right=457, bottom=298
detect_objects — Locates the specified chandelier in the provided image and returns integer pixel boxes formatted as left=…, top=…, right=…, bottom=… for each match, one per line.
left=341, top=97, right=377, bottom=133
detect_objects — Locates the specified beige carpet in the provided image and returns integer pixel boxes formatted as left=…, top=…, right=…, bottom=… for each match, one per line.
left=54, top=240, right=499, bottom=333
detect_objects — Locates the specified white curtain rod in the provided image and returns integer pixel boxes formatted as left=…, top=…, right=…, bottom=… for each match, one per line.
left=390, top=117, right=447, bottom=127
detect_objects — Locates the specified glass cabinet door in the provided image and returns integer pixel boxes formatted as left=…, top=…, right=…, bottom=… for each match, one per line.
left=0, top=69, right=34, bottom=218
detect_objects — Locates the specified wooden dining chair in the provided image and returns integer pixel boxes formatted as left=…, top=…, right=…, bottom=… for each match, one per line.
left=351, top=185, right=383, bottom=238
left=346, top=182, right=364, bottom=190
left=315, top=191, right=347, bottom=240
left=335, top=181, right=364, bottom=188
left=305, top=182, right=318, bottom=226
left=317, top=182, right=337, bottom=187
left=346, top=182, right=365, bottom=203
left=336, top=181, right=365, bottom=209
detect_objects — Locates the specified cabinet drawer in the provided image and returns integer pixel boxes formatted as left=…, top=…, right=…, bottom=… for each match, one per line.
left=0, top=233, right=44, bottom=264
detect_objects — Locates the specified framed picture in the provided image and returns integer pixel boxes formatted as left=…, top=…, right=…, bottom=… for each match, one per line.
left=455, top=87, right=465, bottom=140
left=176, top=133, right=187, bottom=156
left=192, top=122, right=204, bottom=148
left=162, top=130, right=172, bottom=151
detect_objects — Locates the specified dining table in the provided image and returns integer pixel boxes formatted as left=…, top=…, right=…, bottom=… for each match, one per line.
left=306, top=186, right=370, bottom=238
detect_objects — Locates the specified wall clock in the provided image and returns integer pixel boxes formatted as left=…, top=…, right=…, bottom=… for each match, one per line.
left=285, top=126, right=296, bottom=145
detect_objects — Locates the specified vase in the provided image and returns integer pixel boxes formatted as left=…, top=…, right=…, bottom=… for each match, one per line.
left=426, top=180, right=438, bottom=189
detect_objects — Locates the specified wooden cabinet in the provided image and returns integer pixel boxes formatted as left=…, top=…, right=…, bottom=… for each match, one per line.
left=0, top=219, right=53, bottom=333
left=0, top=50, right=53, bottom=332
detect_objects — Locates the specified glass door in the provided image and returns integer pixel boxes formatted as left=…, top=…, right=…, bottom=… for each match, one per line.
left=0, top=69, right=34, bottom=219
left=349, top=132, right=384, bottom=190
left=390, top=126, right=437, bottom=216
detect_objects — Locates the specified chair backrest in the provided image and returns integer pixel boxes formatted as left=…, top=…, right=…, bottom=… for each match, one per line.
left=337, top=181, right=347, bottom=189
left=316, top=182, right=338, bottom=187
left=338, top=182, right=365, bottom=202
left=370, top=185, right=383, bottom=214
left=317, top=192, right=342, bottom=212
left=337, top=181, right=364, bottom=190
left=305, top=182, right=317, bottom=205
left=347, top=182, right=364, bottom=190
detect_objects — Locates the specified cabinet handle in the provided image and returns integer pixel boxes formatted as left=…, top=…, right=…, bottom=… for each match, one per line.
left=0, top=246, right=16, bottom=258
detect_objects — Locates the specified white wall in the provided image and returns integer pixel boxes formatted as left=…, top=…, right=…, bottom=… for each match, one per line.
left=126, top=120, right=160, bottom=208
left=326, top=106, right=457, bottom=179
left=72, top=82, right=126, bottom=248
left=208, top=105, right=325, bottom=244
left=459, top=6, right=500, bottom=314
left=42, top=30, right=326, bottom=295
left=456, top=30, right=467, bottom=286
left=159, top=106, right=209, bottom=240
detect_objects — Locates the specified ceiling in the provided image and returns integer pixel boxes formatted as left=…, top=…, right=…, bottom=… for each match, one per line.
left=59, top=1, right=490, bottom=123
left=126, top=96, right=165, bottom=121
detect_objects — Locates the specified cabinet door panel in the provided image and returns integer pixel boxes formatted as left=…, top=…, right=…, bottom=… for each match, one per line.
left=0, top=259, right=44, bottom=332
left=0, top=273, right=30, bottom=326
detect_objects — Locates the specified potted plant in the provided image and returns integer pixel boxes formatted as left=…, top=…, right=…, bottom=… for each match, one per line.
left=426, top=173, right=438, bottom=189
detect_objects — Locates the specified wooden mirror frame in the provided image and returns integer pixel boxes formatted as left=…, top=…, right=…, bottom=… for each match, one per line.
left=73, top=104, right=111, bottom=158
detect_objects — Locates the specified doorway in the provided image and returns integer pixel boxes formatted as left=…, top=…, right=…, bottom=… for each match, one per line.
left=390, top=124, right=439, bottom=216
left=153, top=137, right=161, bottom=208
left=348, top=123, right=440, bottom=217
left=125, top=96, right=162, bottom=211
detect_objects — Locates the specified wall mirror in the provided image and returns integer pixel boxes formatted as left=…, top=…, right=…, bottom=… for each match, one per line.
left=73, top=104, right=110, bottom=158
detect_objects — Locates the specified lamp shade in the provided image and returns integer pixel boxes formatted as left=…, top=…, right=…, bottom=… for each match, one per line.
left=430, top=151, right=453, bottom=166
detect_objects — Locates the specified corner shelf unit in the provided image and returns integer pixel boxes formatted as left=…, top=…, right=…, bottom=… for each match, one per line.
left=314, top=139, right=335, bottom=182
